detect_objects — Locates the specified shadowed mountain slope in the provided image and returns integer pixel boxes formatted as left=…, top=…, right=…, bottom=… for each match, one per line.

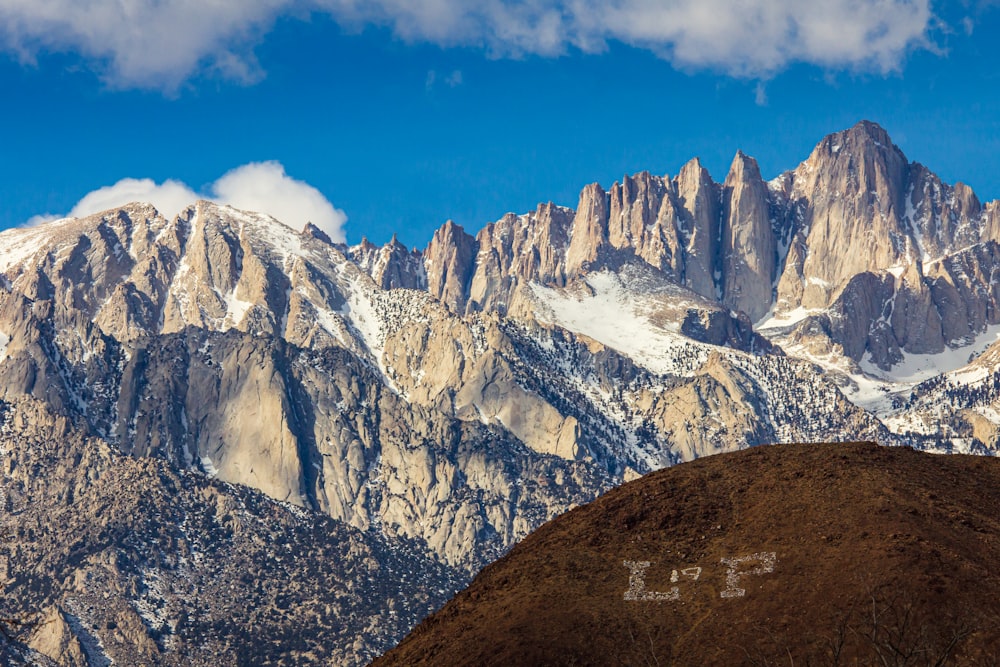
left=0, top=397, right=463, bottom=666
left=376, top=442, right=1000, bottom=666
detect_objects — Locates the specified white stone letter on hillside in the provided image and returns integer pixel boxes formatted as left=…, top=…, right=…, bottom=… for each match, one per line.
left=622, top=561, right=679, bottom=601
left=720, top=552, right=777, bottom=599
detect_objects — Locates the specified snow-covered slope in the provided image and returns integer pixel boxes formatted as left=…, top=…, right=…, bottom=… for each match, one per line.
left=529, top=270, right=712, bottom=377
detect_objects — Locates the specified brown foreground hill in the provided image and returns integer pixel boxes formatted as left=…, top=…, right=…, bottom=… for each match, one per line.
left=375, top=442, right=1000, bottom=666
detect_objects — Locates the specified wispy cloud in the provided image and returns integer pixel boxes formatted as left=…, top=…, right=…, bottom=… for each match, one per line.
left=754, top=81, right=768, bottom=107
left=23, top=213, right=62, bottom=227
left=30, top=162, right=347, bottom=242
left=333, top=0, right=934, bottom=75
left=426, top=68, right=463, bottom=91
left=0, top=1, right=936, bottom=92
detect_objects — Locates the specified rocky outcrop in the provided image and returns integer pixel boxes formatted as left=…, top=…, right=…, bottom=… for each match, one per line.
left=764, top=122, right=1000, bottom=365
left=27, top=606, right=89, bottom=667
left=88, top=324, right=610, bottom=569
left=674, top=157, right=723, bottom=299
left=779, top=121, right=912, bottom=310
left=417, top=164, right=771, bottom=353
left=777, top=240, right=1000, bottom=369
left=424, top=220, right=477, bottom=312
left=349, top=234, right=427, bottom=291
left=466, top=203, right=573, bottom=314
left=606, top=172, right=673, bottom=271
left=0, top=397, right=463, bottom=666
left=721, top=152, right=775, bottom=322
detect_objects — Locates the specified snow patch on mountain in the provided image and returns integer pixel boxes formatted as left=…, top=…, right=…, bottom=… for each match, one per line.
left=861, top=323, right=1000, bottom=384
left=221, top=288, right=254, bottom=326
left=340, top=276, right=385, bottom=361
left=756, top=306, right=822, bottom=331
left=529, top=271, right=712, bottom=376
left=228, top=206, right=304, bottom=260
left=0, top=219, right=71, bottom=273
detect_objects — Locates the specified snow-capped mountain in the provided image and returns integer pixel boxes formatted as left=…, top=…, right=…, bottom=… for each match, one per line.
left=375, top=119, right=1000, bottom=455
left=0, top=200, right=609, bottom=571
left=2, top=120, right=1000, bottom=663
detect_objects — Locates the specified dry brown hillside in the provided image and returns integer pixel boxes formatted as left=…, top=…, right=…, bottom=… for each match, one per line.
left=375, top=442, right=1000, bottom=666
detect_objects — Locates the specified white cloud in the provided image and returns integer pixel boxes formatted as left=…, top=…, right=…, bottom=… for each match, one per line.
left=34, top=162, right=347, bottom=242
left=566, top=0, right=934, bottom=75
left=211, top=162, right=347, bottom=241
left=0, top=0, right=290, bottom=92
left=24, top=213, right=61, bottom=227
left=69, top=178, right=199, bottom=220
left=0, top=1, right=936, bottom=90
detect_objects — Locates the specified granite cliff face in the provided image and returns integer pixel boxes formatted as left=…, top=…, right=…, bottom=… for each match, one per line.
left=4, top=121, right=1000, bottom=663
left=420, top=121, right=1000, bottom=372
left=348, top=234, right=426, bottom=291
left=0, top=397, right=462, bottom=666
left=0, top=201, right=610, bottom=574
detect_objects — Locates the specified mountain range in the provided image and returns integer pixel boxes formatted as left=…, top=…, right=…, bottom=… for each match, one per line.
left=2, top=121, right=1000, bottom=663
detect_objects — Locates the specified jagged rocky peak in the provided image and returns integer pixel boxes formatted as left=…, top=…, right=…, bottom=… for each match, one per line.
left=465, top=201, right=574, bottom=314
left=606, top=171, right=692, bottom=279
left=416, top=156, right=764, bottom=323
left=0, top=203, right=181, bottom=342
left=794, top=119, right=910, bottom=209
left=721, top=150, right=775, bottom=322
left=349, top=232, right=426, bottom=291
left=798, top=119, right=907, bottom=179
left=760, top=121, right=1000, bottom=367
left=905, top=163, right=988, bottom=261
left=780, top=120, right=913, bottom=311
left=304, top=221, right=335, bottom=245
left=565, top=181, right=611, bottom=275
left=157, top=199, right=321, bottom=343
left=672, top=156, right=722, bottom=300
left=607, top=171, right=668, bottom=249
left=951, top=180, right=981, bottom=219
left=726, top=149, right=763, bottom=183
left=0, top=198, right=381, bottom=352
left=424, top=219, right=478, bottom=312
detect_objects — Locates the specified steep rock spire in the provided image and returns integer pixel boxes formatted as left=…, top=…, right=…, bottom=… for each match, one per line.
left=424, top=220, right=478, bottom=313
left=721, top=151, right=775, bottom=322
left=673, top=157, right=722, bottom=301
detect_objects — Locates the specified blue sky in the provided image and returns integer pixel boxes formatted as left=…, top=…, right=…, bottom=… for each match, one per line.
left=1, top=1, right=998, bottom=247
